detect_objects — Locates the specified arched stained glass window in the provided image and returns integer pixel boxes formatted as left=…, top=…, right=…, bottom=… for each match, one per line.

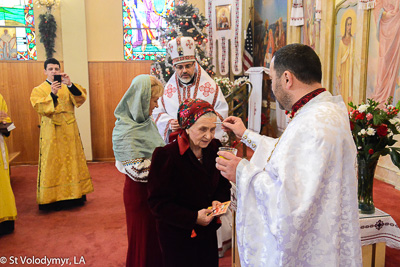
left=123, top=0, right=174, bottom=60
left=0, top=0, right=36, bottom=60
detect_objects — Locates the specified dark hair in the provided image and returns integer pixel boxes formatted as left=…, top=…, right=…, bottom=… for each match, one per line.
left=273, top=43, right=322, bottom=84
left=44, top=58, right=60, bottom=70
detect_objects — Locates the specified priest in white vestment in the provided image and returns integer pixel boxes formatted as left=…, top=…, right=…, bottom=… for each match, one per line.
left=216, top=44, right=362, bottom=266
left=152, top=36, right=228, bottom=142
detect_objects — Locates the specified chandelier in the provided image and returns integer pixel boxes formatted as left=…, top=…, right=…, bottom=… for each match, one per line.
left=35, top=0, right=60, bottom=11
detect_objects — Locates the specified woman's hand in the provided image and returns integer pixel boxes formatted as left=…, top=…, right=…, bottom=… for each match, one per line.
left=211, top=200, right=221, bottom=210
left=196, top=208, right=213, bottom=226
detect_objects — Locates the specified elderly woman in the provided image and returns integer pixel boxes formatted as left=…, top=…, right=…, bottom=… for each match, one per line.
left=147, top=98, right=231, bottom=267
left=112, top=75, right=165, bottom=267
left=0, top=93, right=17, bottom=235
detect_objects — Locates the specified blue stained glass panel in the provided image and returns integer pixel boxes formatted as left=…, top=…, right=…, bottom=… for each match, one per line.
left=124, top=28, right=166, bottom=60
left=0, top=7, right=25, bottom=26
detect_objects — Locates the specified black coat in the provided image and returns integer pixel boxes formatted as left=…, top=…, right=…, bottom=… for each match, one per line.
left=148, top=139, right=231, bottom=267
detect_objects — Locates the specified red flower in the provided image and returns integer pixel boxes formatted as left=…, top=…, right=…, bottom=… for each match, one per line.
left=350, top=121, right=354, bottom=131
left=368, top=149, right=374, bottom=155
left=376, top=124, right=388, bottom=137
left=355, top=113, right=365, bottom=121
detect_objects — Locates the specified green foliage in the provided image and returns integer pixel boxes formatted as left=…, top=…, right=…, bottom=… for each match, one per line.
left=150, top=2, right=214, bottom=84
left=38, top=13, right=57, bottom=59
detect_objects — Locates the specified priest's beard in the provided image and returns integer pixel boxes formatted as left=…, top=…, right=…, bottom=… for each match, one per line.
left=273, top=80, right=292, bottom=111
left=178, top=72, right=195, bottom=84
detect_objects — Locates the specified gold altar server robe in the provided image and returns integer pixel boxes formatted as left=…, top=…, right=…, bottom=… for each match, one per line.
left=30, top=82, right=93, bottom=204
left=0, top=94, right=17, bottom=223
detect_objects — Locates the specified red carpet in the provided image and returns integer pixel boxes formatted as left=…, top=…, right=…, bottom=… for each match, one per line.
left=1, top=162, right=399, bottom=266
left=374, top=179, right=400, bottom=266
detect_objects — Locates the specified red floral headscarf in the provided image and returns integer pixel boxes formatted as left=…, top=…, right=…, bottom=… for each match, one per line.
left=177, top=98, right=216, bottom=129
left=170, top=98, right=216, bottom=155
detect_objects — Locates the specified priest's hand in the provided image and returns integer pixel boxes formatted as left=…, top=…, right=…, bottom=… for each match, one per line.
left=222, top=116, right=247, bottom=139
left=216, top=151, right=242, bottom=183
left=60, top=73, right=72, bottom=87
left=170, top=119, right=181, bottom=132
left=196, top=208, right=213, bottom=226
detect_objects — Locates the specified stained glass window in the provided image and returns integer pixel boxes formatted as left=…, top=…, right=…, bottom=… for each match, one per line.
left=123, top=0, right=174, bottom=60
left=0, top=0, right=36, bottom=60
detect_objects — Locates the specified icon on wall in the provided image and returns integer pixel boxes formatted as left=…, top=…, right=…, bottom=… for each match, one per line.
left=216, top=4, right=231, bottom=31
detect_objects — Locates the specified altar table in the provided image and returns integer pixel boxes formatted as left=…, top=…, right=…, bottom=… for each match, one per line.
left=360, top=208, right=400, bottom=267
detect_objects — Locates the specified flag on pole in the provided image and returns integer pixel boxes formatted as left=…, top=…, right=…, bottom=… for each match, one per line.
left=243, top=21, right=253, bottom=72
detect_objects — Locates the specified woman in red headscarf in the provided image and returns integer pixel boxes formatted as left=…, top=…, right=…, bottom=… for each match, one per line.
left=147, top=99, right=231, bottom=267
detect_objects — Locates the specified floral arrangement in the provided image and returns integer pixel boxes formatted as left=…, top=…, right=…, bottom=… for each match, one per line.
left=214, top=77, right=233, bottom=96
left=214, top=76, right=250, bottom=97
left=349, top=97, right=400, bottom=166
left=232, top=77, right=250, bottom=90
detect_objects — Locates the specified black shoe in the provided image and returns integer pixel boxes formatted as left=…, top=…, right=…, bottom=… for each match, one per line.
left=39, top=202, right=62, bottom=211
left=0, top=220, right=15, bottom=236
left=39, top=196, right=86, bottom=211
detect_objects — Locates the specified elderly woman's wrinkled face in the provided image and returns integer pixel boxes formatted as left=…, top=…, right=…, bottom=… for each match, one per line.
left=186, top=115, right=217, bottom=149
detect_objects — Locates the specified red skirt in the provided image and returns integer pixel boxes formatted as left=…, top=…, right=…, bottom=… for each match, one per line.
left=124, top=176, right=163, bottom=267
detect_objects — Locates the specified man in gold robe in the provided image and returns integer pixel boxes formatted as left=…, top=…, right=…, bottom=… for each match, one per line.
left=0, top=94, right=17, bottom=235
left=30, top=58, right=93, bottom=210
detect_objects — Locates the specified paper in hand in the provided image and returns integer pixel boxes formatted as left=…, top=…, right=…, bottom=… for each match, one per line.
left=207, top=201, right=231, bottom=216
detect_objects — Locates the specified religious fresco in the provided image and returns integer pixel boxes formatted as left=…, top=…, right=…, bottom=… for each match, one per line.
left=253, top=0, right=287, bottom=68
left=332, top=2, right=357, bottom=108
left=366, top=0, right=400, bottom=106
left=122, top=0, right=174, bottom=60
left=301, top=0, right=321, bottom=55
left=0, top=0, right=36, bottom=60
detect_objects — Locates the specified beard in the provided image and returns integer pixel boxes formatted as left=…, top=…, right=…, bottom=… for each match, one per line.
left=273, top=80, right=291, bottom=111
left=177, top=72, right=195, bottom=84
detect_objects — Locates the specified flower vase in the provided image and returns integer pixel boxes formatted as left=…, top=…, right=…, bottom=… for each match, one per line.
left=357, top=157, right=379, bottom=214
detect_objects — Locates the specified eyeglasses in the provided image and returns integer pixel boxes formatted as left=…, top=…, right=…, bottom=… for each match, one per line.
left=174, top=62, right=195, bottom=71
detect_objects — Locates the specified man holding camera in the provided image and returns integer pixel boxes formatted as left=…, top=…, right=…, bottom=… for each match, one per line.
left=30, top=58, right=93, bottom=211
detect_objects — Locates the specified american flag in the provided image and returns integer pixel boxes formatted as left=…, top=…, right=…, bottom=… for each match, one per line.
left=243, top=21, right=253, bottom=72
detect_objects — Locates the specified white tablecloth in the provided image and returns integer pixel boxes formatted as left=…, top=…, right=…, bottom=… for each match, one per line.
left=360, top=208, right=400, bottom=249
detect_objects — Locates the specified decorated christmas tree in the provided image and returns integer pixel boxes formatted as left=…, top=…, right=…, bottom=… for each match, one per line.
left=150, top=1, right=214, bottom=85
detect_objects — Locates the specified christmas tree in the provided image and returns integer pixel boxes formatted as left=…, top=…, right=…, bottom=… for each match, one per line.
left=150, top=1, right=214, bottom=85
